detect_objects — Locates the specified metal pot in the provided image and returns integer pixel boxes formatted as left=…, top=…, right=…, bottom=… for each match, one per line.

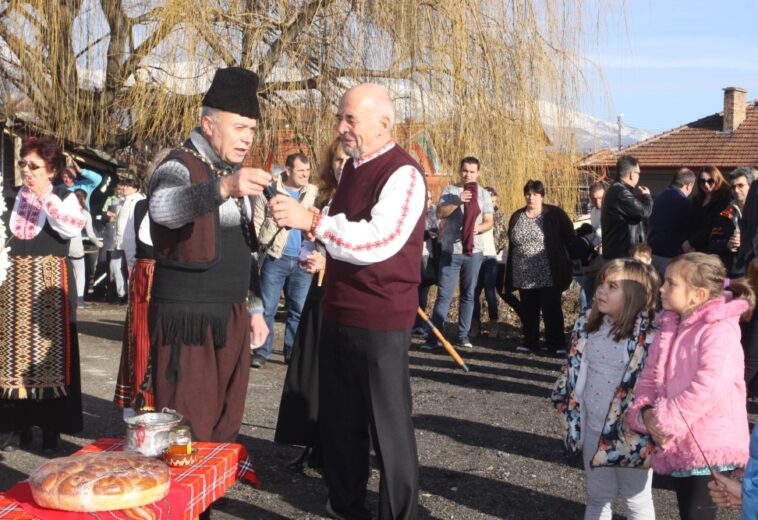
left=124, top=408, right=182, bottom=457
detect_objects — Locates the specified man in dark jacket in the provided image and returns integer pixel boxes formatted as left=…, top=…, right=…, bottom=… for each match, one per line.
left=647, top=168, right=695, bottom=276
left=709, top=167, right=756, bottom=277
left=601, top=155, right=653, bottom=260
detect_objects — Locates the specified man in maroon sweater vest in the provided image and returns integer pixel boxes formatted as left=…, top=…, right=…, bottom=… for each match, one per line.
left=271, top=83, right=427, bottom=520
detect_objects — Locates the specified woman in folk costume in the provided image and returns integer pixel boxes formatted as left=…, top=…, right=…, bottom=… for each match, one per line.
left=274, top=137, right=346, bottom=469
left=114, top=150, right=170, bottom=416
left=0, top=137, right=86, bottom=453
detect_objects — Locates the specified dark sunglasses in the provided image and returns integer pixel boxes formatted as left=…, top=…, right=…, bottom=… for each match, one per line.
left=699, top=178, right=715, bottom=186
left=17, top=159, right=44, bottom=171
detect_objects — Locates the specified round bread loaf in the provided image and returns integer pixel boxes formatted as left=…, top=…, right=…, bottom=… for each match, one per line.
left=29, top=452, right=170, bottom=512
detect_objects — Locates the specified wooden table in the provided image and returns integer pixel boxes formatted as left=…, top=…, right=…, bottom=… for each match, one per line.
left=0, top=438, right=259, bottom=519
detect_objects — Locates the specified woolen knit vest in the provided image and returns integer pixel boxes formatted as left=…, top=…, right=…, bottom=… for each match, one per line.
left=322, top=144, right=426, bottom=330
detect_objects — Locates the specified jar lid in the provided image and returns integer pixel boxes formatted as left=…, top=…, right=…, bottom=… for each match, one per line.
left=171, top=425, right=191, bottom=433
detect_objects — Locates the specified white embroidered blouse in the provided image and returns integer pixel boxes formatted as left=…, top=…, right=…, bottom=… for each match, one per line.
left=10, top=186, right=86, bottom=241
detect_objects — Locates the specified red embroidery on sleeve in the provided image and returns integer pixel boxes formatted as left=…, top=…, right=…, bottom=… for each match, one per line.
left=45, top=198, right=86, bottom=229
left=321, top=168, right=419, bottom=252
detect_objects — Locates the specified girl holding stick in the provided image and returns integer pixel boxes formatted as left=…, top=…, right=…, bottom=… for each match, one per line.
left=628, top=252, right=754, bottom=519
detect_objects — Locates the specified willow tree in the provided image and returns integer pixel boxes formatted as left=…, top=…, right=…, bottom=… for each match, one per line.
left=0, top=0, right=605, bottom=215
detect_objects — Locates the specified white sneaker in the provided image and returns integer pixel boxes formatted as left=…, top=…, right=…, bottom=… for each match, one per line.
left=515, top=346, right=533, bottom=354
left=459, top=340, right=473, bottom=349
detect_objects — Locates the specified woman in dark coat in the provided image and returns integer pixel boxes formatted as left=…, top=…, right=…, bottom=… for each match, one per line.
left=505, top=180, right=575, bottom=356
left=0, top=137, right=86, bottom=452
left=685, top=165, right=732, bottom=252
left=274, top=138, right=347, bottom=468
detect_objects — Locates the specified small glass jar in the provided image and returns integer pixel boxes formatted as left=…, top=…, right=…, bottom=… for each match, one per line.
left=168, top=425, right=192, bottom=455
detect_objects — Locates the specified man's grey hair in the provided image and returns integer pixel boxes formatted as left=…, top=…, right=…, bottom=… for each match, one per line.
left=201, top=106, right=220, bottom=122
left=728, top=166, right=757, bottom=185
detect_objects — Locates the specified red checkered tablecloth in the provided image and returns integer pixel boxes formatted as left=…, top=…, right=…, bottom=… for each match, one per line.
left=0, top=438, right=259, bottom=519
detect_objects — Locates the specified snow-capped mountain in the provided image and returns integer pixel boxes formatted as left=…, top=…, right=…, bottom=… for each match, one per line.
left=539, top=101, right=653, bottom=153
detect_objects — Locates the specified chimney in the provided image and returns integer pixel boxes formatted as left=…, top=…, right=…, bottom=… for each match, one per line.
left=723, top=86, right=747, bottom=132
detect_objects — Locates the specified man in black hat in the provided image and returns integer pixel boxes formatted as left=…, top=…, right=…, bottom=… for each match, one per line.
left=148, top=68, right=271, bottom=452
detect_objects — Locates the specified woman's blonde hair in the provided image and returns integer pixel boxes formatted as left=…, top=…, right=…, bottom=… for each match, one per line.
left=585, top=258, right=659, bottom=341
left=667, top=252, right=755, bottom=321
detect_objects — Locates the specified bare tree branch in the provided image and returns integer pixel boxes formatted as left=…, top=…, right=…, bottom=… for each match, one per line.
left=118, top=6, right=174, bottom=82
left=132, top=6, right=163, bottom=26
left=256, top=0, right=328, bottom=82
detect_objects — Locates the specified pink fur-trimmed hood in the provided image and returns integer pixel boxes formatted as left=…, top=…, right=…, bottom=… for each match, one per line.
left=628, top=296, right=750, bottom=474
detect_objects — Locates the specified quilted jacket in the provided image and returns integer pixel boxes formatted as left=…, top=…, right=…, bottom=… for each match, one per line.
left=551, top=309, right=657, bottom=468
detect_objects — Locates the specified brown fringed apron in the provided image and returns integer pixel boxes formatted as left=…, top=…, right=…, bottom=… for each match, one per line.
left=114, top=258, right=156, bottom=410
left=0, top=255, right=71, bottom=399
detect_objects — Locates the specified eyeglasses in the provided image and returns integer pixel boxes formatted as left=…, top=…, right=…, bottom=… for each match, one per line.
left=17, top=160, right=44, bottom=171
left=699, top=178, right=715, bottom=186
left=732, top=183, right=748, bottom=190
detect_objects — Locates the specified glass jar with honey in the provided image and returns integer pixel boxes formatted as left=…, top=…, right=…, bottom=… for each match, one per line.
left=168, top=425, right=192, bottom=455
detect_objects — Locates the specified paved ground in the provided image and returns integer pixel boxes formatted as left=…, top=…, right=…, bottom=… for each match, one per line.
left=0, top=301, right=745, bottom=519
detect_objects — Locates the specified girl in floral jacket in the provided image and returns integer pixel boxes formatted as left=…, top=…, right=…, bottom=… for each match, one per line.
left=552, top=258, right=659, bottom=519
left=628, top=252, right=754, bottom=520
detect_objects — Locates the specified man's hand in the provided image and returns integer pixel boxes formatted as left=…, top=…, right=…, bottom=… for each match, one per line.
left=459, top=190, right=473, bottom=204
left=302, top=251, right=326, bottom=274
left=642, top=408, right=670, bottom=448
left=728, top=231, right=741, bottom=252
left=708, top=471, right=742, bottom=508
left=250, top=313, right=269, bottom=347
left=638, top=186, right=651, bottom=196
left=219, top=167, right=271, bottom=199
left=269, top=195, right=312, bottom=231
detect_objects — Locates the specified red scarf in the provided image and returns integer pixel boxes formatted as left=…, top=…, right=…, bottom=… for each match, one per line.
left=461, top=182, right=480, bottom=256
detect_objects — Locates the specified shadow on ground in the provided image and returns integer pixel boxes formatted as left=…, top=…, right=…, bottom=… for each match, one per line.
left=77, top=319, right=124, bottom=342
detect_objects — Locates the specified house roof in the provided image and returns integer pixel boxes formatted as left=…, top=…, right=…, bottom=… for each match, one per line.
left=580, top=100, right=758, bottom=169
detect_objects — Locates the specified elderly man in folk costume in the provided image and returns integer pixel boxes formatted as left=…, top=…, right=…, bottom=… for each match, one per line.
left=271, top=83, right=427, bottom=520
left=147, top=68, right=270, bottom=469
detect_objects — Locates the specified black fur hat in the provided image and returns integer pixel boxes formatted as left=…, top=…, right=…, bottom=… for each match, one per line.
left=202, top=67, right=261, bottom=119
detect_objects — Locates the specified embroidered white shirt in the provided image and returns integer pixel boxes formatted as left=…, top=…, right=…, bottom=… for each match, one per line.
left=315, top=143, right=426, bottom=266
left=10, top=186, right=86, bottom=240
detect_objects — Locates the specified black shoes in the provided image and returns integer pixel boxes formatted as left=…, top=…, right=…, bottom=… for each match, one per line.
left=42, top=429, right=60, bottom=453
left=287, top=447, right=311, bottom=471
left=251, top=354, right=267, bottom=368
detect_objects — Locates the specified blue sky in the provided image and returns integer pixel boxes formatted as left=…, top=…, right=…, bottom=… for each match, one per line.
left=583, top=0, right=758, bottom=134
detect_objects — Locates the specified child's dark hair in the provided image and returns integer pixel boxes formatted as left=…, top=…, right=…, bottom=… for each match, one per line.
left=629, top=243, right=652, bottom=260
left=585, top=258, right=659, bottom=341
left=668, top=252, right=755, bottom=321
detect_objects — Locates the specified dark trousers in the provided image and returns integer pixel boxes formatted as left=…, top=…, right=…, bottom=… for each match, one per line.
left=319, top=320, right=418, bottom=520
left=518, top=286, right=564, bottom=351
left=743, top=318, right=758, bottom=396
left=495, top=264, right=522, bottom=321
left=473, top=257, right=499, bottom=324
left=672, top=475, right=717, bottom=520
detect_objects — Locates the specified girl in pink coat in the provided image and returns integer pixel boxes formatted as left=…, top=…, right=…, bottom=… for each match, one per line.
left=628, top=252, right=754, bottom=519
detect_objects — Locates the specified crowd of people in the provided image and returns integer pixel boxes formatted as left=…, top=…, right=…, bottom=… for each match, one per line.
left=1, top=64, right=758, bottom=520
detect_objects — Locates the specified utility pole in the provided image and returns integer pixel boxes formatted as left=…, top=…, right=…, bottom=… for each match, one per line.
left=617, top=113, right=624, bottom=150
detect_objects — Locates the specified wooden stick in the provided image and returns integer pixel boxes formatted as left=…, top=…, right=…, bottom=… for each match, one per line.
left=417, top=308, right=469, bottom=372
left=317, top=266, right=325, bottom=287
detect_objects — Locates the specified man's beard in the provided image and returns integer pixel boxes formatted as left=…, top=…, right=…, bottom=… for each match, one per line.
left=341, top=136, right=363, bottom=159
